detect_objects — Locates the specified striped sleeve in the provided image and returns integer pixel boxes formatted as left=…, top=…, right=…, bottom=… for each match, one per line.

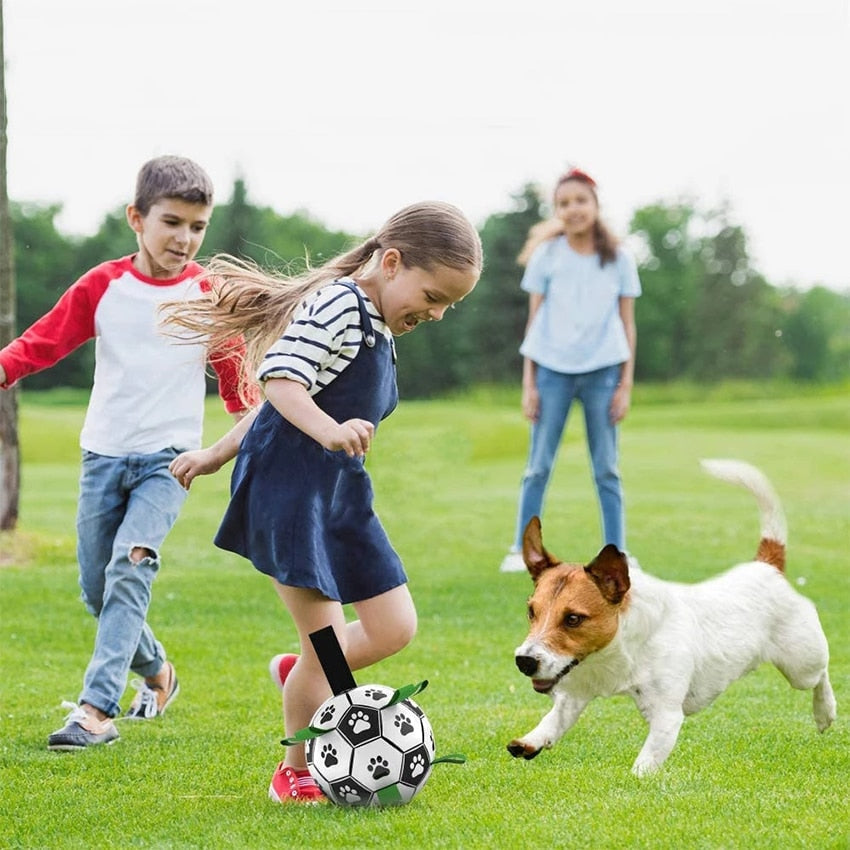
left=257, top=284, right=364, bottom=392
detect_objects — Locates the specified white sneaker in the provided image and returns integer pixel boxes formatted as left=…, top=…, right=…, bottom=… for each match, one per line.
left=499, top=550, right=526, bottom=573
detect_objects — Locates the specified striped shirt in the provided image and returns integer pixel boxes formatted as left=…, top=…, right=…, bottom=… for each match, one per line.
left=257, top=279, right=393, bottom=394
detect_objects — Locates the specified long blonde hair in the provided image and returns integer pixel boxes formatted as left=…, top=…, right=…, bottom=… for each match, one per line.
left=163, top=201, right=483, bottom=406
left=517, top=169, right=619, bottom=267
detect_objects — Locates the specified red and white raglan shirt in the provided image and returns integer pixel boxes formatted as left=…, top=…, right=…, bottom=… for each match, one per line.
left=0, top=255, right=244, bottom=456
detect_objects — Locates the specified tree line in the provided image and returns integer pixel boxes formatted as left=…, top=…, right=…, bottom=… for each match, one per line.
left=10, top=179, right=850, bottom=399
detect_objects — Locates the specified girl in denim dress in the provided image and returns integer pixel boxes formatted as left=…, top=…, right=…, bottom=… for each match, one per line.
left=165, top=201, right=481, bottom=802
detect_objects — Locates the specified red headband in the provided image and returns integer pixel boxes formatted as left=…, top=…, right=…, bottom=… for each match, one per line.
left=563, top=168, right=597, bottom=188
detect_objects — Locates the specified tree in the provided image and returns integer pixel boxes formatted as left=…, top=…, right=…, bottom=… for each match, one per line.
left=630, top=200, right=789, bottom=382
left=683, top=215, right=787, bottom=381
left=11, top=202, right=94, bottom=388
left=0, top=0, right=19, bottom=531
left=629, top=201, right=701, bottom=380
left=466, top=185, right=543, bottom=384
left=782, top=286, right=850, bottom=381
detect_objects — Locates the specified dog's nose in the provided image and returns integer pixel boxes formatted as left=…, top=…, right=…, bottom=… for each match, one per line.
left=515, top=655, right=539, bottom=677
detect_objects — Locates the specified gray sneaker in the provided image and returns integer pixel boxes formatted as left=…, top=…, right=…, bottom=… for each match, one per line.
left=48, top=702, right=119, bottom=751
left=125, top=661, right=179, bottom=719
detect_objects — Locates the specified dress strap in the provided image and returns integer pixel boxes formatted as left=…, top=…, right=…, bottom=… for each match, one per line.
left=337, top=280, right=376, bottom=348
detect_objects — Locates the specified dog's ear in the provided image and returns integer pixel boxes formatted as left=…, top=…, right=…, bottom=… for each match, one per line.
left=522, top=517, right=560, bottom=581
left=585, top=544, right=631, bottom=604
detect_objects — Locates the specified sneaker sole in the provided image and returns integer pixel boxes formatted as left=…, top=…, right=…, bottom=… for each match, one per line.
left=268, top=785, right=325, bottom=805
left=48, top=738, right=119, bottom=751
left=160, top=678, right=180, bottom=715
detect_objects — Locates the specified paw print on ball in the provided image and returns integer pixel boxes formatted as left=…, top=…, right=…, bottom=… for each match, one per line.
left=367, top=755, right=391, bottom=780
left=337, top=783, right=366, bottom=804
left=319, top=704, right=336, bottom=725
left=348, top=711, right=371, bottom=735
left=363, top=687, right=388, bottom=703
left=400, top=744, right=433, bottom=787
left=320, top=743, right=339, bottom=768
left=394, top=712, right=415, bottom=736
left=409, top=752, right=426, bottom=778
left=339, top=705, right=381, bottom=745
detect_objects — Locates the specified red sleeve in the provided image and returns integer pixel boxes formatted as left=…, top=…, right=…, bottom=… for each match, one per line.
left=196, top=275, right=254, bottom=414
left=0, top=265, right=112, bottom=387
left=210, top=339, right=252, bottom=414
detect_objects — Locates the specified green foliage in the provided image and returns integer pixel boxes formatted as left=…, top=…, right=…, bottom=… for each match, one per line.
left=10, top=202, right=96, bottom=389
left=8, top=182, right=850, bottom=398
left=629, top=202, right=799, bottom=382
left=629, top=201, right=701, bottom=379
left=782, top=285, right=850, bottom=381
left=465, top=185, right=542, bottom=383
left=203, top=177, right=356, bottom=271
left=2, top=387, right=849, bottom=849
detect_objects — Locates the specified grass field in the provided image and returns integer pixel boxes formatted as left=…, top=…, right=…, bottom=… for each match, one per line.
left=1, top=384, right=849, bottom=849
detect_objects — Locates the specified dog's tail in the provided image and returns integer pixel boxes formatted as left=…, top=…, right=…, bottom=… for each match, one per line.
left=700, top=459, right=787, bottom=572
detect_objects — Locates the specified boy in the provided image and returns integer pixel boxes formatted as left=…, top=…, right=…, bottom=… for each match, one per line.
left=0, top=155, right=247, bottom=749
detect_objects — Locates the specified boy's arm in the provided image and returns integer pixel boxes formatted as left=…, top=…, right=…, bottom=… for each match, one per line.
left=208, top=339, right=252, bottom=415
left=0, top=272, right=105, bottom=388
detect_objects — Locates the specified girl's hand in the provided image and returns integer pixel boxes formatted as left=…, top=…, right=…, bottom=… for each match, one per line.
left=169, top=448, right=223, bottom=490
left=319, top=418, right=375, bottom=457
left=609, top=383, right=632, bottom=425
left=522, top=384, right=540, bottom=423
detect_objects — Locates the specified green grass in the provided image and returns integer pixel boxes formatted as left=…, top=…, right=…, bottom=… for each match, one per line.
left=1, top=384, right=849, bottom=849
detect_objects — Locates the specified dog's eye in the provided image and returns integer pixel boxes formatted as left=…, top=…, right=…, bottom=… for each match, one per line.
left=527, top=604, right=535, bottom=621
left=563, top=613, right=585, bottom=628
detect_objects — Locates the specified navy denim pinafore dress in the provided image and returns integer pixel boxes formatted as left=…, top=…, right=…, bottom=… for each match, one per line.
left=214, top=282, right=406, bottom=603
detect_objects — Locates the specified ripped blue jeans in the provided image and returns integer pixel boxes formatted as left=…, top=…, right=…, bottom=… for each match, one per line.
left=76, top=448, right=187, bottom=717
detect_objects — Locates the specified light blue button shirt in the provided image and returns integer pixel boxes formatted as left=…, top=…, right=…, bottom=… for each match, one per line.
left=519, top=237, right=641, bottom=374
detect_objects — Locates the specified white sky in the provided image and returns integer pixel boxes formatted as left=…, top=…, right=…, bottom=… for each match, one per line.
left=4, top=0, right=849, bottom=291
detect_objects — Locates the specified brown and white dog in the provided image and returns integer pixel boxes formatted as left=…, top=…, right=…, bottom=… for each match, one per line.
left=508, top=459, right=836, bottom=776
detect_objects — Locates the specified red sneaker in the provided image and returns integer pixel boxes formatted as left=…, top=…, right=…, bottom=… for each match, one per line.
left=268, top=654, right=298, bottom=691
left=268, top=762, right=326, bottom=803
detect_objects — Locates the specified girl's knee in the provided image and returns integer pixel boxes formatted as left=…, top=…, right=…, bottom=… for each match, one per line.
left=376, top=603, right=417, bottom=657
left=390, top=613, right=417, bottom=654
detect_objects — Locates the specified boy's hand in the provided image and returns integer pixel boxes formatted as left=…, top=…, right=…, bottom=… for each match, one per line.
left=169, top=448, right=223, bottom=490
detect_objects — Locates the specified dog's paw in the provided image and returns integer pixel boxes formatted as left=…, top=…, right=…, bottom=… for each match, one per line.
left=630, top=757, right=662, bottom=778
left=507, top=739, right=542, bottom=760
left=813, top=678, right=836, bottom=732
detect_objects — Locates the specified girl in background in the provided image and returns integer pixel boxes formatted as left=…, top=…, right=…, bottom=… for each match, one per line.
left=500, top=169, right=640, bottom=572
left=166, top=201, right=482, bottom=801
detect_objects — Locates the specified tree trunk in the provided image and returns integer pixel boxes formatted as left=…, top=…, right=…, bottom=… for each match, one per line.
left=0, top=0, right=20, bottom=532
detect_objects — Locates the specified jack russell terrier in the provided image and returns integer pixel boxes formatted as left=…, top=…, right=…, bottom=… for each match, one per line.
left=508, top=459, right=836, bottom=776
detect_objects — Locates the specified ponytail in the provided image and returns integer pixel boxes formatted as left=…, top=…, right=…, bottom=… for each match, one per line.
left=162, top=201, right=481, bottom=406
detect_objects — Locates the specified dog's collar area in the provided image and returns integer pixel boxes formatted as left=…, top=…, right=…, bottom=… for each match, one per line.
left=532, top=658, right=580, bottom=693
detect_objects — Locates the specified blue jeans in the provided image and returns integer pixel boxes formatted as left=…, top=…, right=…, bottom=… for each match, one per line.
left=513, top=364, right=625, bottom=551
left=76, top=448, right=187, bottom=717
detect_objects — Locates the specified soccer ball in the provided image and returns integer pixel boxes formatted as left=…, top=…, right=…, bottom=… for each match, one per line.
left=305, top=683, right=436, bottom=806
